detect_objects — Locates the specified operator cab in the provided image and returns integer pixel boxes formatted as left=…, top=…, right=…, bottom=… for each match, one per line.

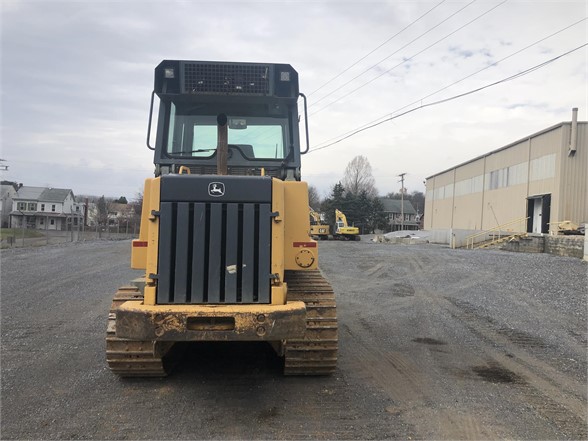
left=149, top=60, right=309, bottom=180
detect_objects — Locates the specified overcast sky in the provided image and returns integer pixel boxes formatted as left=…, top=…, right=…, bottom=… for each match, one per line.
left=1, top=0, right=586, bottom=201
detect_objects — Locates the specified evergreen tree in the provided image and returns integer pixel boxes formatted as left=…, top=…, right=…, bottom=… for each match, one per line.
left=97, top=196, right=108, bottom=226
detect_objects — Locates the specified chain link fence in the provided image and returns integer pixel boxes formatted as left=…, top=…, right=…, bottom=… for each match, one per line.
left=1, top=225, right=138, bottom=249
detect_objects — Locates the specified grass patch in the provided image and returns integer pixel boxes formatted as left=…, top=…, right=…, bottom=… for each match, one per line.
left=0, top=228, right=45, bottom=239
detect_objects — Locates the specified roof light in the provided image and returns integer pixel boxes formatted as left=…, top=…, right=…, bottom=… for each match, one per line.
left=164, top=68, right=175, bottom=79
left=280, top=71, right=290, bottom=81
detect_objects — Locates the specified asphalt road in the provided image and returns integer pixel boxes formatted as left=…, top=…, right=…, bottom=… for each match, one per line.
left=1, top=239, right=586, bottom=440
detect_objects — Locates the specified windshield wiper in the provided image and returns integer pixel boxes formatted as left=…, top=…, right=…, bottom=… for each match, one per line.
left=174, top=148, right=217, bottom=155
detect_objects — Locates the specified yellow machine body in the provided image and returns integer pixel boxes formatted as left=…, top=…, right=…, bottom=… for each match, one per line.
left=124, top=176, right=318, bottom=341
left=334, top=208, right=360, bottom=239
left=107, top=60, right=337, bottom=377
left=309, top=208, right=330, bottom=239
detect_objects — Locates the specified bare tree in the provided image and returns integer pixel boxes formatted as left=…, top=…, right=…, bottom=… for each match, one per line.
left=342, top=155, right=377, bottom=197
left=308, top=185, right=321, bottom=210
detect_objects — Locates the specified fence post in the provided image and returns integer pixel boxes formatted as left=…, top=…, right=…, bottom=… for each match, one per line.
left=584, top=223, right=588, bottom=262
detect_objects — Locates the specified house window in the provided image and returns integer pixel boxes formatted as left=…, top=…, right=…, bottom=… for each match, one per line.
left=41, top=204, right=45, bottom=211
left=17, top=202, right=27, bottom=211
left=50, top=219, right=55, bottom=225
left=51, top=205, right=56, bottom=212
left=28, top=202, right=37, bottom=211
left=40, top=218, right=44, bottom=225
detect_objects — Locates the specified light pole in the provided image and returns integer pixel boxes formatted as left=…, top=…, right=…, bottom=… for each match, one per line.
left=398, top=173, right=406, bottom=231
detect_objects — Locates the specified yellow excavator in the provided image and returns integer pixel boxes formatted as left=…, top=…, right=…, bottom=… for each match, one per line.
left=334, top=209, right=360, bottom=241
left=309, top=207, right=330, bottom=240
left=106, top=60, right=337, bottom=376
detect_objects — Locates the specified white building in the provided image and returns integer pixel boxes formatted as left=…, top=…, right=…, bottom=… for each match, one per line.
left=9, top=186, right=83, bottom=230
left=0, top=183, right=18, bottom=227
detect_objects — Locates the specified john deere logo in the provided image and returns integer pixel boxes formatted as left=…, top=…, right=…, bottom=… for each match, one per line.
left=208, top=182, right=225, bottom=197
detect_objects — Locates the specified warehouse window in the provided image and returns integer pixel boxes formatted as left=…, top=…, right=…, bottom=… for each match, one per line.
left=486, top=168, right=508, bottom=190
left=530, top=154, right=556, bottom=181
left=507, top=162, right=528, bottom=186
left=455, top=175, right=484, bottom=197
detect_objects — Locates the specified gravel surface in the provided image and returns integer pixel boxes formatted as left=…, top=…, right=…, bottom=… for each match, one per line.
left=1, top=239, right=586, bottom=439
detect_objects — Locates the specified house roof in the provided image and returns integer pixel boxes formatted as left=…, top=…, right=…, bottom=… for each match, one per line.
left=14, top=186, right=46, bottom=200
left=39, top=188, right=73, bottom=202
left=379, top=198, right=417, bottom=214
left=14, top=186, right=74, bottom=202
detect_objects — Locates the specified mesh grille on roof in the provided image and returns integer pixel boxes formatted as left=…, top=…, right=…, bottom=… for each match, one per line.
left=183, top=63, right=270, bottom=95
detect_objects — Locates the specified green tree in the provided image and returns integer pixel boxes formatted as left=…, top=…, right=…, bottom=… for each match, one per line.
left=97, top=196, right=108, bottom=226
left=322, top=184, right=386, bottom=234
left=365, top=197, right=388, bottom=232
left=322, top=182, right=346, bottom=228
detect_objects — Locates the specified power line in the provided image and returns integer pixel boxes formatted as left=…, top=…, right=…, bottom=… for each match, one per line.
left=377, top=17, right=588, bottom=124
left=310, top=17, right=588, bottom=150
left=310, top=0, right=508, bottom=115
left=307, top=43, right=587, bottom=154
left=307, top=0, right=448, bottom=98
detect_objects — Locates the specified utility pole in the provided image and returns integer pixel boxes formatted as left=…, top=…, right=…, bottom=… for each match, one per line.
left=398, top=173, right=406, bottom=231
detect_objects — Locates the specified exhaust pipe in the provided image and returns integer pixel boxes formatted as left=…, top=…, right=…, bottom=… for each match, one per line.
left=569, top=107, right=578, bottom=156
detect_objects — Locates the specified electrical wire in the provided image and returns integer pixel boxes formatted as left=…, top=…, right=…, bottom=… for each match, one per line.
left=307, top=0, right=448, bottom=98
left=307, top=43, right=587, bottom=154
left=310, top=0, right=508, bottom=115
left=310, top=17, right=588, bottom=150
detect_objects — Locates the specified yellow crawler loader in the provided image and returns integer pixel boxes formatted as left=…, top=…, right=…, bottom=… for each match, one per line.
left=106, top=60, right=337, bottom=376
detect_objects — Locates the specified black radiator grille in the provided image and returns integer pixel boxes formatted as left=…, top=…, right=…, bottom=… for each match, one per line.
left=157, top=201, right=272, bottom=304
left=183, top=63, right=270, bottom=95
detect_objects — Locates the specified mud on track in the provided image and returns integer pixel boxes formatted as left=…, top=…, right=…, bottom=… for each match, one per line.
left=1, top=239, right=586, bottom=439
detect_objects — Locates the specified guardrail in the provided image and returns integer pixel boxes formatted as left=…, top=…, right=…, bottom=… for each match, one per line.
left=465, top=217, right=529, bottom=249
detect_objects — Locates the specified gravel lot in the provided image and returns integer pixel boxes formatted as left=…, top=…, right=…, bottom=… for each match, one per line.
left=1, top=239, right=586, bottom=439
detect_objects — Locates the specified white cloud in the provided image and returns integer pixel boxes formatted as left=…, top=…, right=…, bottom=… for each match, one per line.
left=1, top=0, right=586, bottom=200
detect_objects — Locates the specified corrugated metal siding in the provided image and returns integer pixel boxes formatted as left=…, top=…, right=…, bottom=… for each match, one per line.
left=559, top=123, right=588, bottom=224
left=424, top=121, right=587, bottom=232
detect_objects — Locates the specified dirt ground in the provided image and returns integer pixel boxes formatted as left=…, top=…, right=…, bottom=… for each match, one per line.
left=1, top=239, right=586, bottom=440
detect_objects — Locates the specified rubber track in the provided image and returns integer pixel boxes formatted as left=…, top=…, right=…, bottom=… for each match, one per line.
left=106, top=286, right=169, bottom=377
left=283, top=270, right=338, bottom=375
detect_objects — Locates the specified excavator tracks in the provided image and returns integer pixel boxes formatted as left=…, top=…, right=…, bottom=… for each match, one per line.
left=106, top=286, right=172, bottom=377
left=283, top=270, right=338, bottom=375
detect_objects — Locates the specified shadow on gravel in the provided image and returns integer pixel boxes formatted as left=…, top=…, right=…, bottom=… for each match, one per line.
left=171, top=341, right=284, bottom=377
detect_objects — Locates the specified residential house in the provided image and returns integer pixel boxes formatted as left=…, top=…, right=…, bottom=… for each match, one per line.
left=9, top=186, right=83, bottom=230
left=86, top=201, right=135, bottom=227
left=108, top=203, right=135, bottom=226
left=0, top=182, right=19, bottom=227
left=380, top=198, right=419, bottom=231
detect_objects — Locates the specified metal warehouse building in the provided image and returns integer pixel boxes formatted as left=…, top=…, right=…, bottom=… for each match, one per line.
left=424, top=109, right=587, bottom=246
